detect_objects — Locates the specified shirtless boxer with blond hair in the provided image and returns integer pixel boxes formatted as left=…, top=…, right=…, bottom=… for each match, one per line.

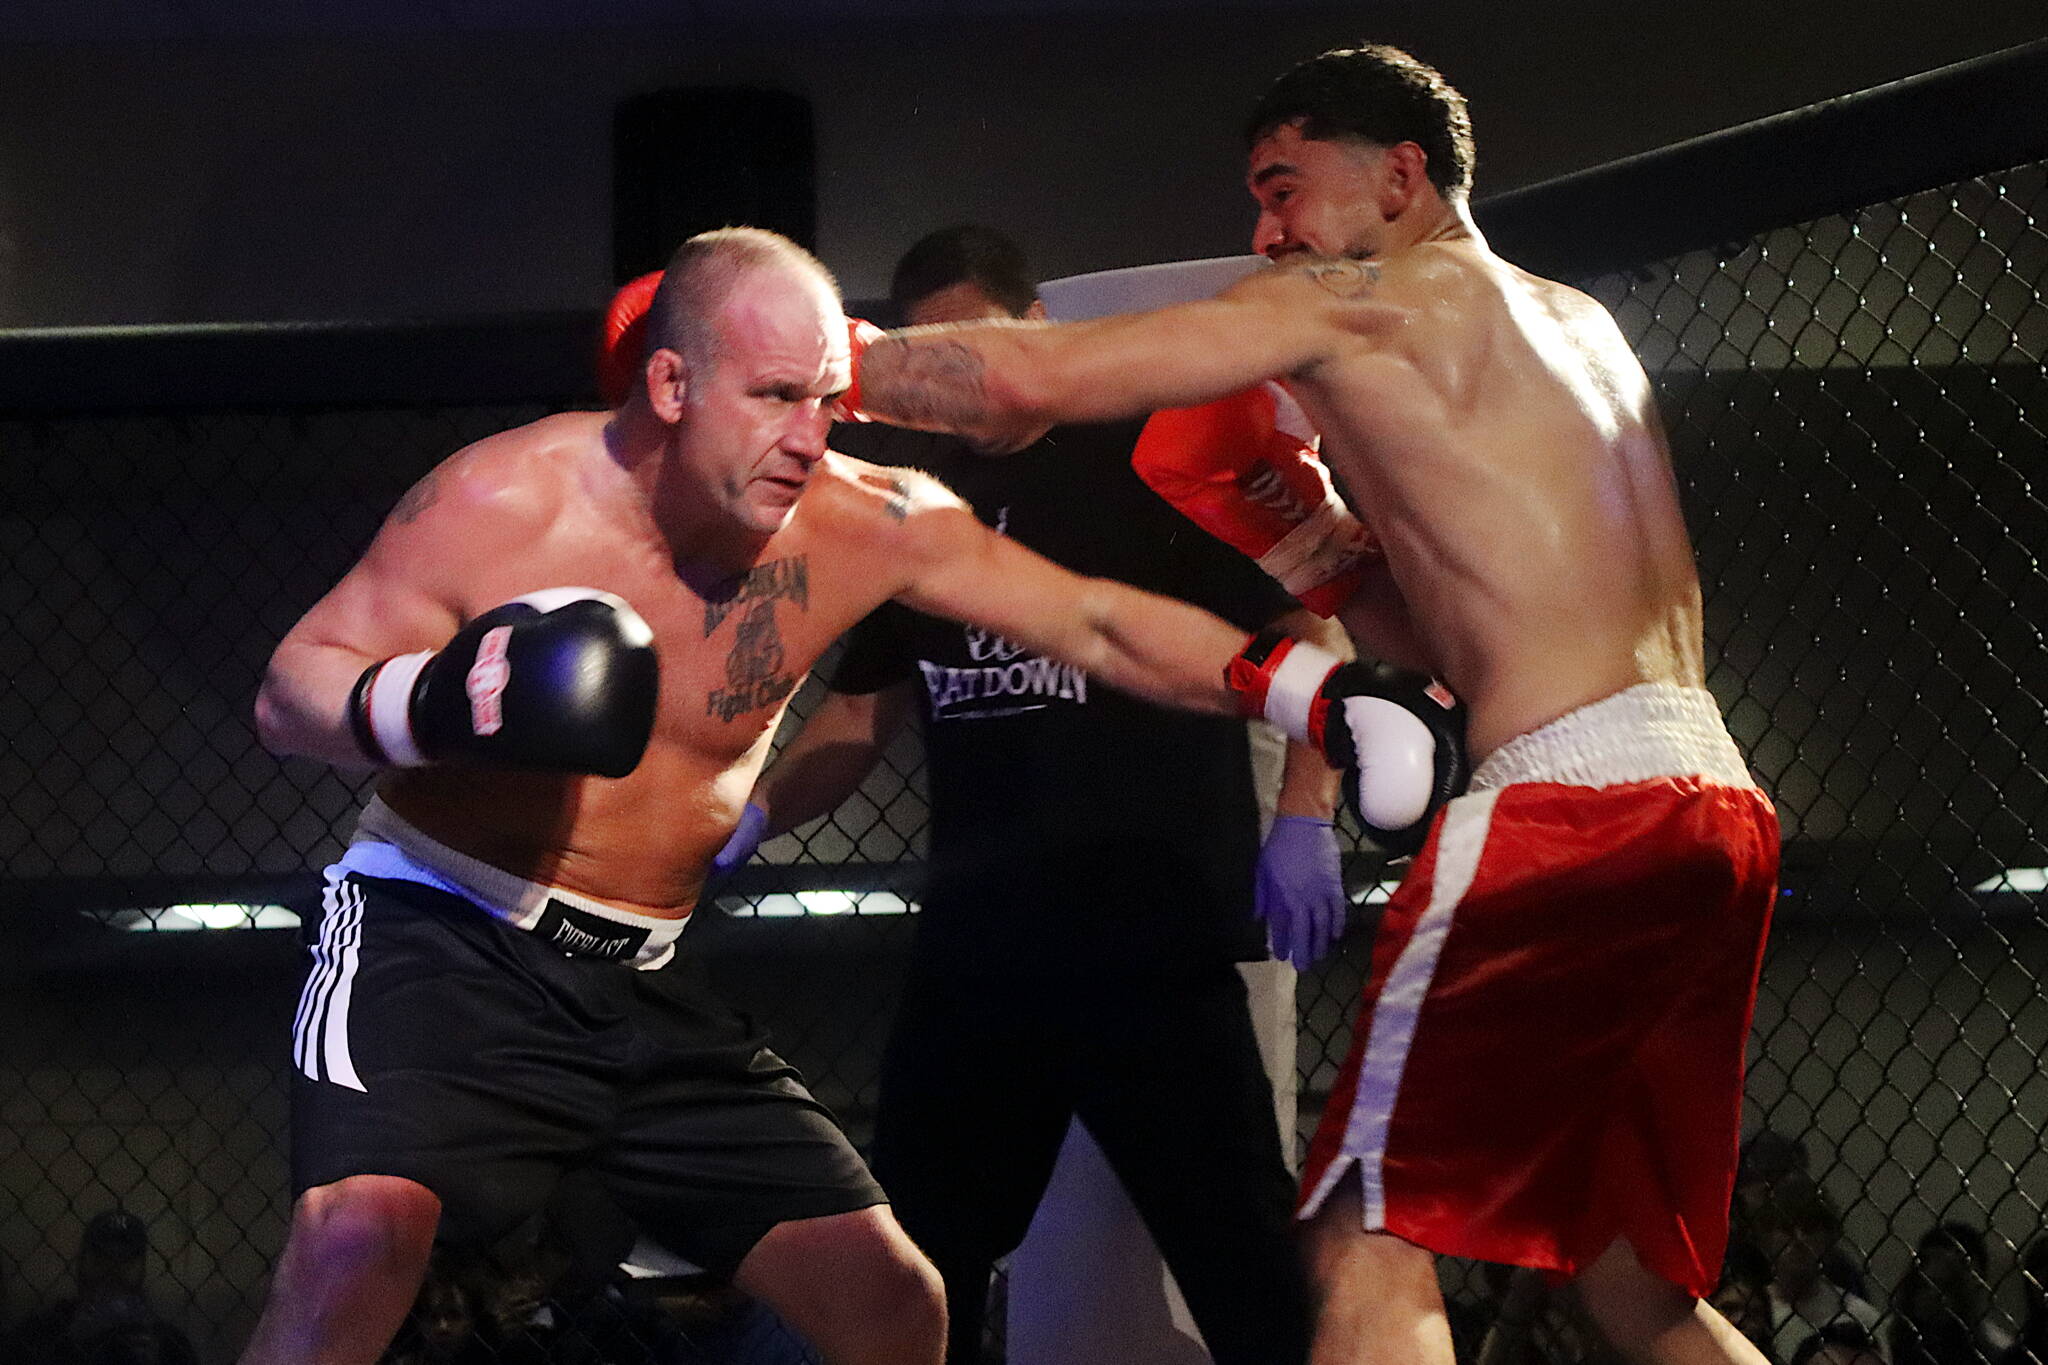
left=245, top=226, right=1458, bottom=1365
left=842, top=43, right=1781, bottom=1365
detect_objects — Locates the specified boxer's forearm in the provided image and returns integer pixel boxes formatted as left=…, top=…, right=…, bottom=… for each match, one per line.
left=1066, top=578, right=1250, bottom=719
left=254, top=640, right=384, bottom=771
left=857, top=309, right=1242, bottom=441
left=855, top=323, right=1057, bottom=452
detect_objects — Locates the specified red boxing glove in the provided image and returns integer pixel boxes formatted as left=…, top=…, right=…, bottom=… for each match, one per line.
left=597, top=271, right=664, bottom=407
left=1131, top=382, right=1379, bottom=617
left=833, top=317, right=886, bottom=423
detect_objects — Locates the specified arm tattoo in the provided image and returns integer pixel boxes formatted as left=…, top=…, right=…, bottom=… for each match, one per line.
left=391, top=466, right=442, bottom=523
left=858, top=472, right=912, bottom=521
left=391, top=447, right=479, bottom=524
left=1299, top=257, right=1383, bottom=299
left=859, top=336, right=994, bottom=430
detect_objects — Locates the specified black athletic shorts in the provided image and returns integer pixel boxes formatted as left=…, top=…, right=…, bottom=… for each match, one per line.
left=291, top=868, right=886, bottom=1277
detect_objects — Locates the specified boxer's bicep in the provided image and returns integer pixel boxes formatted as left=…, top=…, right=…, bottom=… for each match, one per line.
left=257, top=451, right=532, bottom=759
left=257, top=553, right=458, bottom=765
left=285, top=468, right=484, bottom=662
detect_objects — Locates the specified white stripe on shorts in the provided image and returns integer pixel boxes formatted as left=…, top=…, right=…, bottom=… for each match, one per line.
left=290, top=873, right=342, bottom=1076
left=292, top=868, right=368, bottom=1092
left=1299, top=787, right=1501, bottom=1225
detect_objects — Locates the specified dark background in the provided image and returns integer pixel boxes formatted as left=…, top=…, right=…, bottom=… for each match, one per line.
left=0, top=0, right=2038, bottom=324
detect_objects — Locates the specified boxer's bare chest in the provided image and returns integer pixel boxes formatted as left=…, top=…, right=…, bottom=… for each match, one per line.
left=594, top=523, right=897, bottom=766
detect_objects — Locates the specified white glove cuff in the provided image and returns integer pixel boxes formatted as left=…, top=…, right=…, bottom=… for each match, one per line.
left=366, top=651, right=434, bottom=767
left=1263, top=641, right=1342, bottom=743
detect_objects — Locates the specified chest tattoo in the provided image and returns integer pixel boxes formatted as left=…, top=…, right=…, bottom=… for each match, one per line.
left=703, top=555, right=809, bottom=636
left=703, top=555, right=808, bottom=722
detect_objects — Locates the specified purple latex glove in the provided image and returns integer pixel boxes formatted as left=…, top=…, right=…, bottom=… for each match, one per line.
left=712, top=802, right=768, bottom=874
left=1255, top=814, right=1349, bottom=969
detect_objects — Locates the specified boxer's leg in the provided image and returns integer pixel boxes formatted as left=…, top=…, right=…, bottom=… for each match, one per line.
left=608, top=958, right=943, bottom=1363
left=261, top=872, right=597, bottom=1364
left=733, top=1204, right=946, bottom=1365
left=1303, top=1169, right=1456, bottom=1365
left=238, top=1175, right=441, bottom=1365
left=609, top=1072, right=939, bottom=1365
left=1578, top=1238, right=1772, bottom=1365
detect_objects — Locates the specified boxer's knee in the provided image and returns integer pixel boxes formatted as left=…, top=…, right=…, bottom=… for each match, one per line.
left=1310, top=1221, right=1438, bottom=1309
left=1308, top=1238, right=1451, bottom=1365
left=867, top=1232, right=947, bottom=1342
left=738, top=1206, right=946, bottom=1363
left=1577, top=1238, right=1701, bottom=1356
left=1303, top=1176, right=1446, bottom=1356
left=826, top=1209, right=946, bottom=1334
left=242, top=1178, right=443, bottom=1365
left=287, top=1175, right=442, bottom=1281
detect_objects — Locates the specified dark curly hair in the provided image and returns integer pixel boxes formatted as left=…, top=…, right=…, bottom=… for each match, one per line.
left=1246, top=44, right=1475, bottom=199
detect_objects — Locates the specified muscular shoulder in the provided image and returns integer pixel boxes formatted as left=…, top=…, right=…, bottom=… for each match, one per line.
left=1219, top=255, right=1414, bottom=358
left=387, top=412, right=599, bottom=536
left=1400, top=242, right=1618, bottom=337
left=806, top=451, right=966, bottom=532
left=798, top=452, right=985, bottom=586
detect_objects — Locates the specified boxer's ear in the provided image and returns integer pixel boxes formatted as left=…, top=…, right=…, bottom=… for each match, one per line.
left=1023, top=299, right=1049, bottom=322
left=1381, top=142, right=1431, bottom=218
left=646, top=348, right=689, bottom=423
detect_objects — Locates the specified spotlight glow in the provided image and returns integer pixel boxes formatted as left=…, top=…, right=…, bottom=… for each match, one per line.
left=102, top=904, right=300, bottom=932
left=1971, top=868, right=2048, bottom=894
left=738, top=891, right=914, bottom=918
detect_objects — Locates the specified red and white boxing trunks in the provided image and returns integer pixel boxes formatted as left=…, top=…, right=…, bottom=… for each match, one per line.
left=1298, top=683, right=1779, bottom=1298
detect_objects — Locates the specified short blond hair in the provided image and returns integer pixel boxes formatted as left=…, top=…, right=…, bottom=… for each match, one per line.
left=646, top=227, right=840, bottom=371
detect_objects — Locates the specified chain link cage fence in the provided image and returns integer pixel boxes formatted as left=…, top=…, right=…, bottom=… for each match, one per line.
left=3, top=40, right=2045, bottom=1365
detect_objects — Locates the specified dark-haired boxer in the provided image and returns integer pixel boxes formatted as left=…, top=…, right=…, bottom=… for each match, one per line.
left=245, top=226, right=1461, bottom=1365
left=840, top=44, right=1781, bottom=1365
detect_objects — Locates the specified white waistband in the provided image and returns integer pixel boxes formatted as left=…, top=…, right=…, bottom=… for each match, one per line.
left=340, top=796, right=685, bottom=969
left=1470, top=684, right=1757, bottom=792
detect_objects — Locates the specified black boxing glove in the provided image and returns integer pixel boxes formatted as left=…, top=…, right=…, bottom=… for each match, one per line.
left=348, top=588, right=659, bottom=779
left=1330, top=663, right=1468, bottom=856
left=1228, top=629, right=1468, bottom=855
